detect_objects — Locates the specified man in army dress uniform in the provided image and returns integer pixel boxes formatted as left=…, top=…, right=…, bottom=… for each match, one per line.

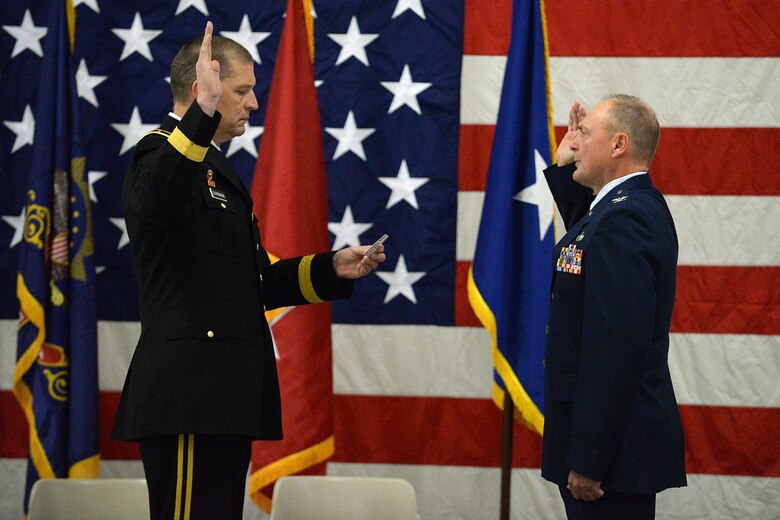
left=112, top=22, right=385, bottom=520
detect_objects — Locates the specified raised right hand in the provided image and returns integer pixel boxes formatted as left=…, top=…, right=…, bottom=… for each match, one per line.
left=196, top=21, right=222, bottom=117
left=556, top=102, right=587, bottom=166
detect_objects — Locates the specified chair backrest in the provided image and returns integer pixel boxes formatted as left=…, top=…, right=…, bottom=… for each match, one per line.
left=269, top=476, right=419, bottom=520
left=27, top=478, right=150, bottom=520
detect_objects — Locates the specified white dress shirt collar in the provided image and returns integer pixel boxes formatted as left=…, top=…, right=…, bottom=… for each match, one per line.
left=590, top=171, right=647, bottom=210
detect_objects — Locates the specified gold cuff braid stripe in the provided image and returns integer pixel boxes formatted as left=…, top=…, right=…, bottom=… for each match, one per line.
left=168, top=127, right=208, bottom=162
left=298, top=255, right=324, bottom=303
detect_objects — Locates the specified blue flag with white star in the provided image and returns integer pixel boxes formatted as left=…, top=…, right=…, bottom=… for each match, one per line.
left=467, top=0, right=555, bottom=434
left=13, top=0, right=99, bottom=512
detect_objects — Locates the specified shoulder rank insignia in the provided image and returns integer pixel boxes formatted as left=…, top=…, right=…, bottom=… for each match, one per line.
left=612, top=195, right=628, bottom=203
left=556, top=244, right=583, bottom=275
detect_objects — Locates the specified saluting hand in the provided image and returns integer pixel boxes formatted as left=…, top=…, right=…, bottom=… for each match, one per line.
left=196, top=21, right=222, bottom=117
left=556, top=102, right=587, bottom=166
left=333, top=245, right=386, bottom=279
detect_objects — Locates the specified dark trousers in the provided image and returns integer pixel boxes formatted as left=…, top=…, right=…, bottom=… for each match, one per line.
left=559, top=486, right=656, bottom=520
left=140, top=434, right=251, bottom=520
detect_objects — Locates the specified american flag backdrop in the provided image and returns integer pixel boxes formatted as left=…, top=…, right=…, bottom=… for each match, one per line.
left=1, top=0, right=779, bottom=518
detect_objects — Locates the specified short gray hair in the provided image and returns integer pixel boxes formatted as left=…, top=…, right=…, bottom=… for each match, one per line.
left=170, top=36, right=253, bottom=103
left=604, top=94, right=660, bottom=167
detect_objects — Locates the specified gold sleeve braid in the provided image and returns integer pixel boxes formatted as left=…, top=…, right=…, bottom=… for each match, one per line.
left=298, top=255, right=324, bottom=303
left=167, top=127, right=208, bottom=162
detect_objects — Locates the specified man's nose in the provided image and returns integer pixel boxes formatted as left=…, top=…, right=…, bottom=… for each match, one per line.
left=247, top=91, right=258, bottom=111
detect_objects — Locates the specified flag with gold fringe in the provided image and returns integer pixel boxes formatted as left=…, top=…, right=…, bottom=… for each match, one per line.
left=467, top=0, right=556, bottom=434
left=13, top=0, right=99, bottom=513
left=248, top=0, right=333, bottom=512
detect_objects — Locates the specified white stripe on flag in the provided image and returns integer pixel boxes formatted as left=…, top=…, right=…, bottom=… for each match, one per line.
left=456, top=191, right=780, bottom=266
left=666, top=195, right=780, bottom=266
left=333, top=324, right=492, bottom=397
left=670, top=333, right=780, bottom=407
left=2, top=321, right=779, bottom=409
left=460, top=56, right=780, bottom=127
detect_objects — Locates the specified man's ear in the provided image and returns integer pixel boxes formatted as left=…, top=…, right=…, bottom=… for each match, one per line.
left=191, top=80, right=199, bottom=99
left=611, top=132, right=628, bottom=158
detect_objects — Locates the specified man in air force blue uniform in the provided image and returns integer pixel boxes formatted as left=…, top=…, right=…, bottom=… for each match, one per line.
left=541, top=95, right=687, bottom=519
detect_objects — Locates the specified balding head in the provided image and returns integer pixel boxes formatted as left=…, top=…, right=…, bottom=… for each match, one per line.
left=603, top=94, right=660, bottom=168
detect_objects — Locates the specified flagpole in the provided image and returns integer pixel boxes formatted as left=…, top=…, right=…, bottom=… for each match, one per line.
left=500, top=391, right=514, bottom=520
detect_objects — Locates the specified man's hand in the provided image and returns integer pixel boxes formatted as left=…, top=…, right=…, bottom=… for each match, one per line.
left=556, top=102, right=587, bottom=166
left=567, top=470, right=604, bottom=501
left=196, top=21, right=222, bottom=117
left=333, top=245, right=386, bottom=279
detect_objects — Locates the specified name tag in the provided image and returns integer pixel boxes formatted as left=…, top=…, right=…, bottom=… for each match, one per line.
left=209, top=187, right=227, bottom=202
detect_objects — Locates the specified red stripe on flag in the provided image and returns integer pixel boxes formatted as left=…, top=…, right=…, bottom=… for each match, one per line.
left=461, top=126, right=780, bottom=196
left=554, top=127, right=780, bottom=196
left=455, top=261, right=482, bottom=327
left=674, top=266, right=780, bottom=335
left=463, top=0, right=512, bottom=55
left=545, top=0, right=777, bottom=57
left=456, top=262, right=780, bottom=335
left=0, top=391, right=140, bottom=460
left=332, top=394, right=542, bottom=468
left=99, top=391, right=140, bottom=460
left=681, top=405, right=780, bottom=477
left=458, top=125, right=496, bottom=191
left=464, top=1, right=776, bottom=59
left=330, top=395, right=780, bottom=476
left=3, top=392, right=779, bottom=477
left=0, top=391, right=26, bottom=458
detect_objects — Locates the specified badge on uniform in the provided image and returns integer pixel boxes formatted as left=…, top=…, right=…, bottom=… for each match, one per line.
left=209, top=187, right=227, bottom=202
left=556, top=244, right=583, bottom=274
left=612, top=195, right=628, bottom=203
left=207, top=169, right=216, bottom=187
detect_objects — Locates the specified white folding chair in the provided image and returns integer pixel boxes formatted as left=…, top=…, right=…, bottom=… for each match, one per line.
left=27, top=478, right=150, bottom=520
left=269, top=476, right=419, bottom=520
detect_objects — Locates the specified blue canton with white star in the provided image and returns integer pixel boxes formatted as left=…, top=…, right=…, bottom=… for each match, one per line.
left=0, top=0, right=462, bottom=326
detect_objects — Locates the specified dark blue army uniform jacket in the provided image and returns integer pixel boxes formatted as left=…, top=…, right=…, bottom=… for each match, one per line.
left=540, top=163, right=687, bottom=494
left=112, top=102, right=352, bottom=442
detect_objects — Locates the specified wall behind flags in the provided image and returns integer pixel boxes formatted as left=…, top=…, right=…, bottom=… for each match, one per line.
left=1, top=0, right=778, bottom=519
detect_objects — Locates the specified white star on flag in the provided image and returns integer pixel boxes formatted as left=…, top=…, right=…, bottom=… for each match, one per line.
left=111, top=106, right=157, bottom=155
left=379, top=160, right=429, bottom=209
left=112, top=12, right=162, bottom=62
left=3, top=105, right=35, bottom=154
left=328, top=206, right=373, bottom=250
left=73, top=0, right=100, bottom=13
left=325, top=111, right=375, bottom=161
left=514, top=149, right=554, bottom=241
left=88, top=171, right=108, bottom=203
left=392, top=0, right=427, bottom=19
left=226, top=123, right=264, bottom=158
left=327, top=16, right=379, bottom=66
left=2, top=207, right=25, bottom=248
left=381, top=64, right=432, bottom=115
left=2, top=10, right=47, bottom=58
left=175, top=0, right=209, bottom=16
left=76, top=59, right=107, bottom=108
left=110, top=218, right=129, bottom=250
left=376, top=254, right=426, bottom=304
left=220, top=15, right=271, bottom=64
